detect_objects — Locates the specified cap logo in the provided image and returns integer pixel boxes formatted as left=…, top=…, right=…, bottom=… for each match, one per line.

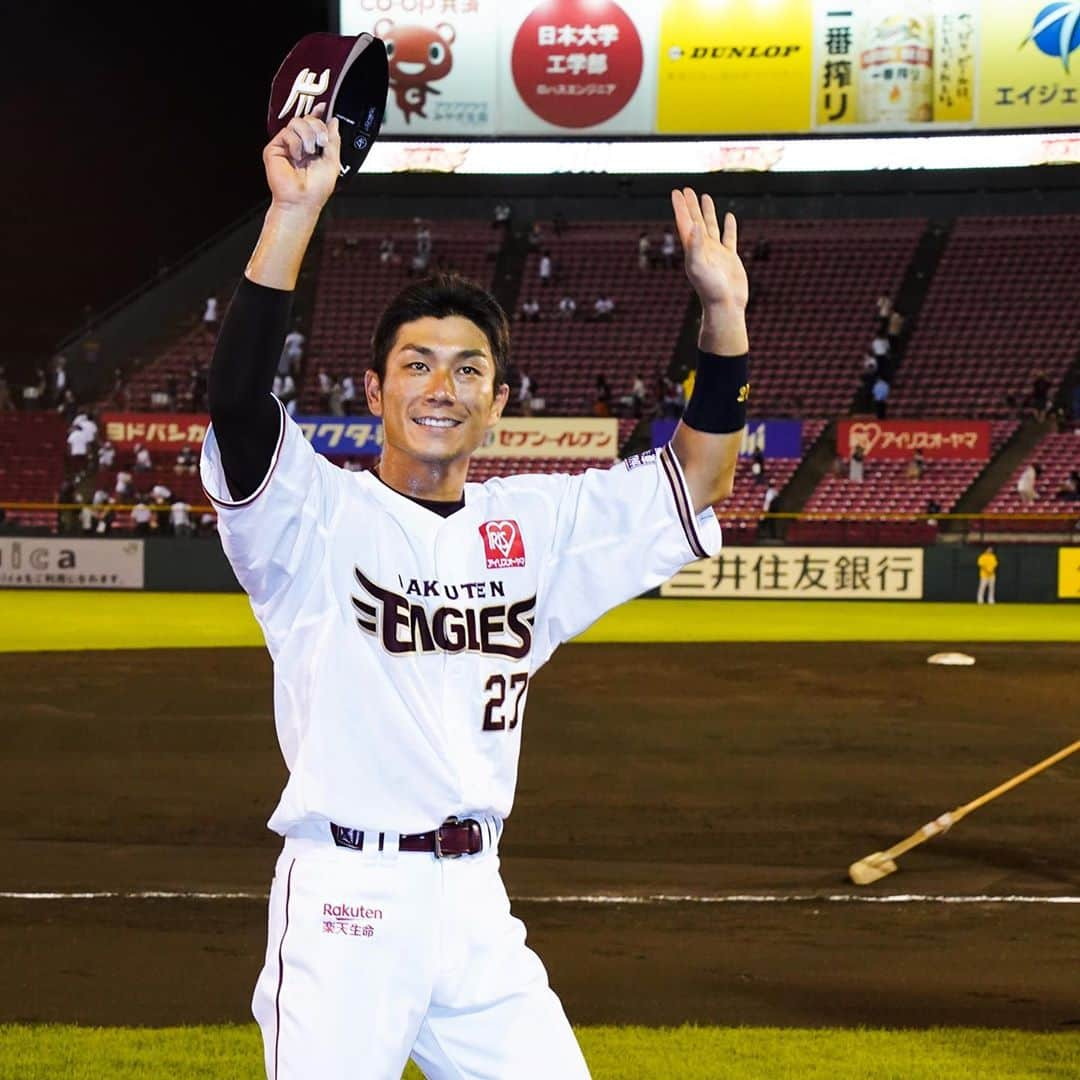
left=278, top=67, right=331, bottom=120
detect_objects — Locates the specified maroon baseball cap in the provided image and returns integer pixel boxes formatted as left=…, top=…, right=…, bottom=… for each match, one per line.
left=268, top=32, right=389, bottom=178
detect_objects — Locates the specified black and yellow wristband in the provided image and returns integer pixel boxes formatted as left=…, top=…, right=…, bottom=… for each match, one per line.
left=682, top=349, right=750, bottom=434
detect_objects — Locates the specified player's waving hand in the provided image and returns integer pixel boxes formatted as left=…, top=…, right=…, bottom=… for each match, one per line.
left=670, top=187, right=749, bottom=314
left=263, top=101, right=341, bottom=213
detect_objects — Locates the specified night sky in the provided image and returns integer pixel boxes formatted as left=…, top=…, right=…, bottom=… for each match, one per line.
left=2, top=1, right=332, bottom=374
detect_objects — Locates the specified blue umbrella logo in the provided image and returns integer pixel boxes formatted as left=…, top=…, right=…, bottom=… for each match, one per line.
left=1022, top=3, right=1080, bottom=72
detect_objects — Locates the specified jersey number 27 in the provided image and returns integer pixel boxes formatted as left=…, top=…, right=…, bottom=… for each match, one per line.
left=483, top=672, right=529, bottom=731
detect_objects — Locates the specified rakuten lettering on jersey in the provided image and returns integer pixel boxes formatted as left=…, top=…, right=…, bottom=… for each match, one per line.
left=479, top=520, right=526, bottom=569
left=352, top=568, right=535, bottom=659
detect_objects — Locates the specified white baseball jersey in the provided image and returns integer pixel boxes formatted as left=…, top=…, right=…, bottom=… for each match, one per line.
left=201, top=399, right=720, bottom=837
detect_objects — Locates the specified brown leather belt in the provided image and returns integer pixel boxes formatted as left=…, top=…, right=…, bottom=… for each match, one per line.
left=330, top=816, right=484, bottom=859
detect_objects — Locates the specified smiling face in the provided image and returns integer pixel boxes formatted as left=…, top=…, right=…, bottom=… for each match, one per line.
left=365, top=315, right=509, bottom=468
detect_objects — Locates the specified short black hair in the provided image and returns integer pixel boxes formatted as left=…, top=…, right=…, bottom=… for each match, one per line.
left=371, top=272, right=510, bottom=391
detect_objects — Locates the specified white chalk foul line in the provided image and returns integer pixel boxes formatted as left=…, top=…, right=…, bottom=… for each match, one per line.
left=0, top=891, right=1077, bottom=904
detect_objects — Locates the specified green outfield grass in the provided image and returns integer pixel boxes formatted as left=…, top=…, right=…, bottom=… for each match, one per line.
left=0, top=590, right=1078, bottom=653
left=0, top=1024, right=1075, bottom=1079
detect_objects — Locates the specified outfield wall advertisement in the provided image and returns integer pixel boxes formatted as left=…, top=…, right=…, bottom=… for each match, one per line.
left=0, top=539, right=144, bottom=589
left=837, top=420, right=991, bottom=460
left=341, top=0, right=1080, bottom=136
left=661, top=546, right=925, bottom=600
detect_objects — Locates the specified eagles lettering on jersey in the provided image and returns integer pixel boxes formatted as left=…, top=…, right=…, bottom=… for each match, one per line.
left=352, top=568, right=535, bottom=659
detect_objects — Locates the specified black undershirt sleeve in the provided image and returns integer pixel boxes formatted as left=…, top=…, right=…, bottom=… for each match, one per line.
left=208, top=276, right=293, bottom=500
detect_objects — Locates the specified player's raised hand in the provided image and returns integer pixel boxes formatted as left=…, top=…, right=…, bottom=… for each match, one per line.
left=263, top=103, right=342, bottom=214
left=671, top=188, right=749, bottom=314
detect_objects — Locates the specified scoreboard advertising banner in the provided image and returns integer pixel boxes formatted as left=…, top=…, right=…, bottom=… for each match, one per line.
left=340, top=1, right=1080, bottom=135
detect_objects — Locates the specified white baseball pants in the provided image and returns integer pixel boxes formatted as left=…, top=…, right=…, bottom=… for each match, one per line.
left=252, top=825, right=590, bottom=1079
left=977, top=576, right=996, bottom=604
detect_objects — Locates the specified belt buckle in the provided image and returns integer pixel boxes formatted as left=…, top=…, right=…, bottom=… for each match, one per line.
left=434, top=815, right=462, bottom=860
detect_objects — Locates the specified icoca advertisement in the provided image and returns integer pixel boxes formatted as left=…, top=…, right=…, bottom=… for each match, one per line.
left=0, top=539, right=144, bottom=590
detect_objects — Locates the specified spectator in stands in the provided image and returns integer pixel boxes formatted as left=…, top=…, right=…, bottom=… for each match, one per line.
left=976, top=545, right=998, bottom=605
left=175, top=445, right=197, bottom=475
left=619, top=372, right=647, bottom=418
left=151, top=491, right=171, bottom=534
left=1017, top=462, right=1040, bottom=503
left=109, top=368, right=129, bottom=409
left=56, top=478, right=77, bottom=535
left=591, top=295, right=616, bottom=322
left=328, top=380, right=345, bottom=417
left=870, top=331, right=890, bottom=366
left=519, top=298, right=540, bottom=323
left=409, top=248, right=431, bottom=276
left=0, top=366, right=11, bottom=410
left=341, top=375, right=357, bottom=415
left=189, top=365, right=208, bottom=412
left=197, top=511, right=218, bottom=536
left=280, top=373, right=298, bottom=417
left=1028, top=370, right=1051, bottom=421
left=415, top=221, right=432, bottom=259
left=925, top=497, right=942, bottom=525
left=151, top=481, right=172, bottom=502
left=905, top=449, right=926, bottom=481
left=66, top=417, right=95, bottom=464
left=887, top=309, right=904, bottom=349
left=661, top=227, right=677, bottom=269
left=592, top=375, right=612, bottom=417
left=538, top=251, right=552, bottom=286
left=518, top=368, right=533, bottom=415
left=849, top=443, right=866, bottom=482
left=760, top=482, right=780, bottom=540
left=492, top=201, right=511, bottom=231
left=93, top=498, right=117, bottom=536
left=165, top=375, right=179, bottom=411
left=280, top=323, right=305, bottom=376
left=637, top=231, right=651, bottom=271
left=49, top=355, right=68, bottom=407
left=875, top=294, right=893, bottom=333
left=23, top=367, right=46, bottom=409
left=858, top=352, right=879, bottom=411
left=134, top=443, right=153, bottom=472
left=56, top=389, right=78, bottom=423
left=527, top=223, right=544, bottom=251
left=751, top=447, right=766, bottom=484
left=97, top=440, right=116, bottom=469
left=557, top=295, right=577, bottom=320
left=317, top=370, right=332, bottom=412
left=378, top=235, right=397, bottom=266
left=203, top=294, right=219, bottom=335
left=171, top=498, right=193, bottom=537
left=115, top=469, right=134, bottom=499
left=661, top=378, right=685, bottom=419
left=131, top=498, right=153, bottom=536
left=1057, top=470, right=1080, bottom=500
left=872, top=376, right=890, bottom=419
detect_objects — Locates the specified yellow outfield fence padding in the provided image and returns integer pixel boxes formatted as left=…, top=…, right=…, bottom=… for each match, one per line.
left=0, top=594, right=1078, bottom=653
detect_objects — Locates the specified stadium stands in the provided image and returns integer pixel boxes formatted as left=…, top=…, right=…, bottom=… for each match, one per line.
left=980, top=430, right=1080, bottom=533
left=889, top=216, right=1080, bottom=417
left=0, top=413, right=67, bottom=530
left=512, top=222, right=695, bottom=415
left=736, top=218, right=925, bottom=418
left=302, top=219, right=499, bottom=413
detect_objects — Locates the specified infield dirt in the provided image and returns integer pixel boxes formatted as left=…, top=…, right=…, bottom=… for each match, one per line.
left=2, top=643, right=1077, bottom=1030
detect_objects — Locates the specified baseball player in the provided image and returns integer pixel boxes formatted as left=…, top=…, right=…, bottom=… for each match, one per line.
left=201, top=103, right=749, bottom=1079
